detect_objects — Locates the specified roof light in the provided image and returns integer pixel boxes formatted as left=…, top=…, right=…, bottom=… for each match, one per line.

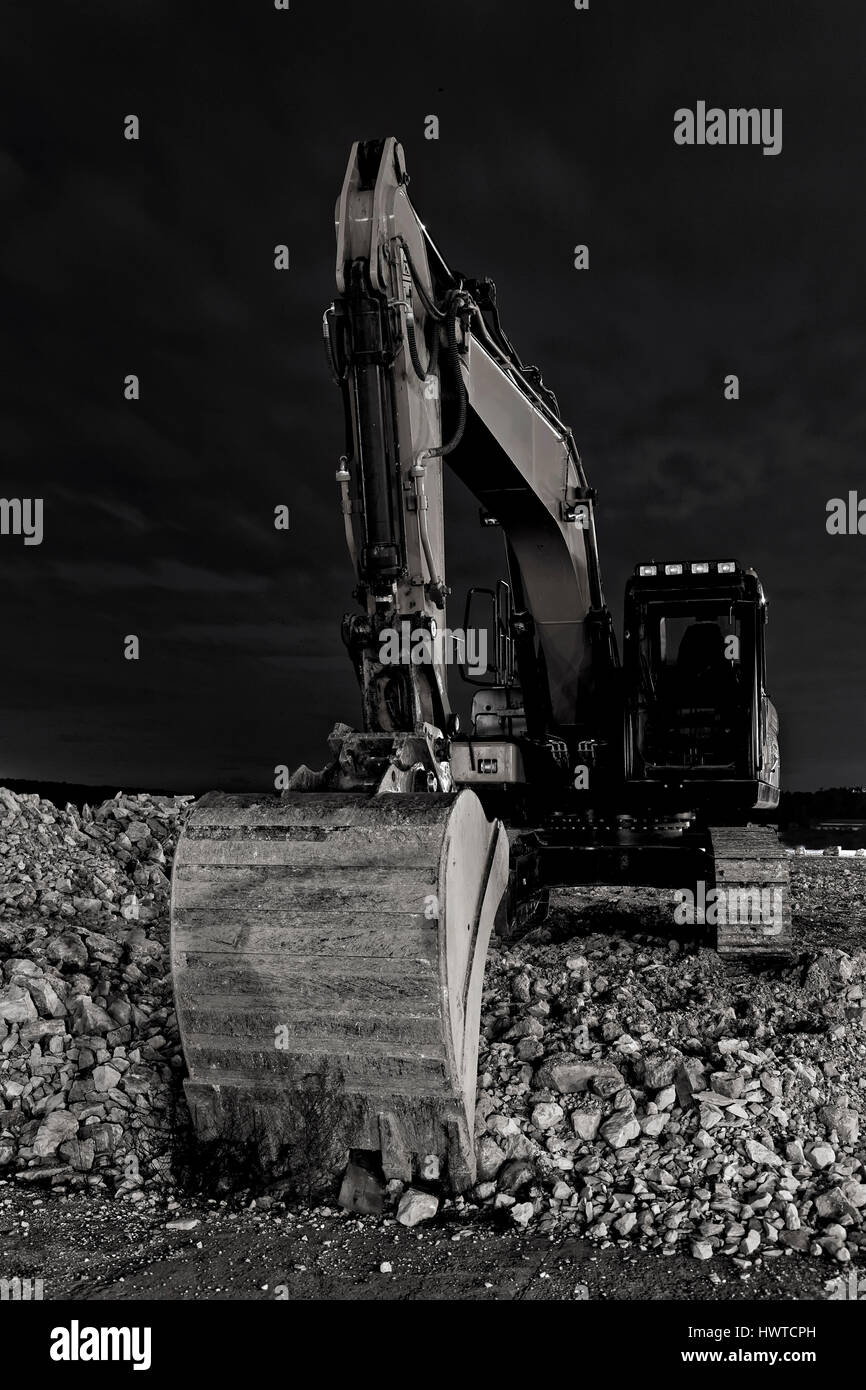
left=638, top=564, right=657, bottom=577
left=717, top=560, right=736, bottom=574
left=664, top=563, right=683, bottom=576
left=690, top=561, right=709, bottom=574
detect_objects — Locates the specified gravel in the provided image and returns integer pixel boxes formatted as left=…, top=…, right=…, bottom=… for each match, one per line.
left=2, top=784, right=865, bottom=1274
left=470, top=885, right=866, bottom=1266
left=0, top=787, right=191, bottom=1197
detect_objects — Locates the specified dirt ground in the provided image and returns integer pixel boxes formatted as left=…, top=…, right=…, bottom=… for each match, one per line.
left=3, top=855, right=864, bottom=1303
left=0, top=1191, right=841, bottom=1301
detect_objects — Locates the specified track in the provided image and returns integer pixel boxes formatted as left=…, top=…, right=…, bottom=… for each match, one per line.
left=710, top=824, right=793, bottom=958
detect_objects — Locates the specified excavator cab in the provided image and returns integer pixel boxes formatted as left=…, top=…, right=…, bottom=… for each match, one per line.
left=622, top=560, right=779, bottom=812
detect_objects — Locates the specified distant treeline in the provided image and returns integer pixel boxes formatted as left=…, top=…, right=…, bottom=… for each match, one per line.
left=2, top=778, right=865, bottom=829
left=779, top=786, right=866, bottom=827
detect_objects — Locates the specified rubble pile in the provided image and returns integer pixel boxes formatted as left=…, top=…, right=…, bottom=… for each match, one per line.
left=789, top=856, right=866, bottom=950
left=472, top=907, right=866, bottom=1265
left=0, top=787, right=191, bottom=1196
left=2, top=785, right=865, bottom=1272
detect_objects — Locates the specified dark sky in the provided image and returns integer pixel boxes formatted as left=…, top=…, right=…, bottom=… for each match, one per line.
left=1, top=0, right=864, bottom=792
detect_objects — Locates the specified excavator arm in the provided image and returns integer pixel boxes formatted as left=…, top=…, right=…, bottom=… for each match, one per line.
left=325, top=137, right=618, bottom=751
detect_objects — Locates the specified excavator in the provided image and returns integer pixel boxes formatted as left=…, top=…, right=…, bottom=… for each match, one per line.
left=169, top=138, right=789, bottom=1194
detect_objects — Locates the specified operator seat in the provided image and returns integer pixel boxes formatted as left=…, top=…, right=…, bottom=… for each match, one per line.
left=674, top=620, right=739, bottom=713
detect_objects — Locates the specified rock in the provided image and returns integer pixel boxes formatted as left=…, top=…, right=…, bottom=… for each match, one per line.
left=531, top=1102, right=564, bottom=1132
left=594, top=1067, right=627, bottom=1098
left=744, top=1138, right=781, bottom=1167
left=90, top=1124, right=118, bottom=1157
left=819, top=1235, right=845, bottom=1258
left=640, top=1113, right=668, bottom=1137
left=475, top=1135, right=507, bottom=1182
left=535, top=1056, right=622, bottom=1095
left=511, top=1202, right=534, bottom=1227
left=33, top=1110, right=79, bottom=1157
left=615, top=1212, right=637, bottom=1236
left=0, top=985, right=37, bottom=1024
left=642, top=1050, right=679, bottom=1089
left=711, top=1071, right=744, bottom=1099
left=396, top=1188, right=439, bottom=1227
left=108, top=998, right=133, bottom=1027
left=504, top=1016, right=544, bottom=1042
left=740, top=1230, right=761, bottom=1256
left=779, top=1229, right=811, bottom=1252
left=497, top=1159, right=535, bottom=1195
left=165, top=1218, right=200, bottom=1231
left=71, top=999, right=115, bottom=1036
left=91, top=1064, right=122, bottom=1093
left=600, top=1112, right=640, bottom=1150
left=841, top=1179, right=866, bottom=1209
left=420, top=1154, right=440, bottom=1181
left=820, top=1105, right=859, bottom=1145
left=15, top=1165, right=73, bottom=1184
left=808, top=1144, right=836, bottom=1170
left=58, top=1138, right=95, bottom=1172
left=692, top=1241, right=714, bottom=1260
left=814, top=1188, right=847, bottom=1221
left=338, top=1161, right=385, bottom=1215
left=572, top=1107, right=602, bottom=1142
left=45, top=934, right=88, bottom=971
left=674, top=1058, right=706, bottom=1108
left=26, top=978, right=65, bottom=1018
left=511, top=972, right=531, bottom=1003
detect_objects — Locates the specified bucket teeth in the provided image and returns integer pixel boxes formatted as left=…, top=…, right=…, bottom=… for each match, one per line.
left=170, top=790, right=508, bottom=1191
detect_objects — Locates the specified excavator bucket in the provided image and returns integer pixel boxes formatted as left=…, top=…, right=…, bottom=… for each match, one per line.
left=170, top=790, right=508, bottom=1192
